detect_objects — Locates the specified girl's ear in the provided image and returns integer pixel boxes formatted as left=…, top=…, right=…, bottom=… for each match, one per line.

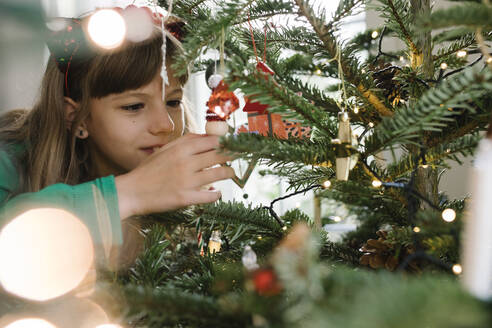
left=64, top=97, right=79, bottom=130
left=64, top=97, right=89, bottom=139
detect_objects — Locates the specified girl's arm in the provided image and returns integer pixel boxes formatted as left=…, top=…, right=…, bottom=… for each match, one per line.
left=0, top=148, right=122, bottom=264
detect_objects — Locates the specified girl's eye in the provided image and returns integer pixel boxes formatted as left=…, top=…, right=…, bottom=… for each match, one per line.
left=121, top=103, right=144, bottom=111
left=167, top=100, right=182, bottom=108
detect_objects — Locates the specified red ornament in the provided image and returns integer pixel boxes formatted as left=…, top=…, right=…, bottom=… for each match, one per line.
left=206, top=80, right=239, bottom=120
left=243, top=62, right=275, bottom=114
left=252, top=268, right=282, bottom=296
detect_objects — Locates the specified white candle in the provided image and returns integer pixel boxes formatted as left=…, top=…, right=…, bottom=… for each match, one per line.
left=463, top=138, right=492, bottom=300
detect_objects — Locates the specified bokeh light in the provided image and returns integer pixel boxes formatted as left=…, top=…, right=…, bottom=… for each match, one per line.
left=0, top=208, right=94, bottom=301
left=88, top=9, right=126, bottom=49
left=4, top=318, right=56, bottom=328
left=441, top=208, right=456, bottom=222
left=122, top=6, right=154, bottom=42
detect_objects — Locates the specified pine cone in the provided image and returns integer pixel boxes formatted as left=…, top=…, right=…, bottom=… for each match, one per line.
left=372, top=64, right=406, bottom=106
left=359, top=230, right=416, bottom=272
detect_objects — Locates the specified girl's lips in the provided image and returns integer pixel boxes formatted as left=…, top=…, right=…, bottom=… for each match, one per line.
left=141, top=144, right=164, bottom=154
left=141, top=148, right=154, bottom=154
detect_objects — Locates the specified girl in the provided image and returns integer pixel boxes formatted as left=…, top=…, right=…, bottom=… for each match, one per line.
left=0, top=7, right=234, bottom=267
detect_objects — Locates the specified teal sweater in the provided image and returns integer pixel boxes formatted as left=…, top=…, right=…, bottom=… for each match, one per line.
left=0, top=144, right=123, bottom=262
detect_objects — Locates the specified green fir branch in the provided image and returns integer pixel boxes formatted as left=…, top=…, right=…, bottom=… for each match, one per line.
left=386, top=134, right=481, bottom=178
left=421, top=2, right=492, bottom=30
left=220, top=133, right=336, bottom=167
left=432, top=33, right=477, bottom=61
left=320, top=240, right=361, bottom=265
left=366, top=67, right=492, bottom=153
left=123, top=285, right=247, bottom=328
left=376, top=0, right=418, bottom=54
left=227, top=59, right=337, bottom=137
left=331, top=0, right=366, bottom=27
left=294, top=0, right=393, bottom=118
left=197, top=200, right=284, bottom=238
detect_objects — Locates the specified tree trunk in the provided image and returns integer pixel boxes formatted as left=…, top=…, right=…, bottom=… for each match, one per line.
left=410, top=0, right=440, bottom=208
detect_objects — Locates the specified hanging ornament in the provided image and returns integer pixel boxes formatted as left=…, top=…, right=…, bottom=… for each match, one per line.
left=208, top=230, right=222, bottom=254
left=333, top=112, right=358, bottom=181
left=242, top=245, right=259, bottom=271
left=252, top=267, right=282, bottom=296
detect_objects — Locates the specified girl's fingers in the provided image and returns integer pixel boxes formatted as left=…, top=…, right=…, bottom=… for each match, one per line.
left=195, top=165, right=235, bottom=186
left=192, top=150, right=235, bottom=171
left=187, top=189, right=222, bottom=205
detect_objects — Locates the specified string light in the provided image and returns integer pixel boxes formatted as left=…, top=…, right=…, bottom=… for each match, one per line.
left=413, top=226, right=421, bottom=233
left=295, top=202, right=301, bottom=208
left=487, top=57, right=492, bottom=64
left=456, top=50, right=467, bottom=58
left=332, top=216, right=342, bottom=222
left=322, top=180, right=332, bottom=188
left=88, top=9, right=126, bottom=49
left=368, top=122, right=374, bottom=128
left=441, top=208, right=456, bottom=222
left=353, top=107, right=359, bottom=114
left=282, top=226, right=288, bottom=231
left=452, top=264, right=462, bottom=275
left=440, top=62, right=448, bottom=70
left=371, top=30, right=379, bottom=39
left=315, top=69, right=322, bottom=75
left=372, top=180, right=382, bottom=188
left=421, top=164, right=429, bottom=169
left=399, top=56, right=404, bottom=61
left=257, top=235, right=263, bottom=240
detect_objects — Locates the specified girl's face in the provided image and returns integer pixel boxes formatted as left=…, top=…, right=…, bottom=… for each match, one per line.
left=84, top=67, right=184, bottom=176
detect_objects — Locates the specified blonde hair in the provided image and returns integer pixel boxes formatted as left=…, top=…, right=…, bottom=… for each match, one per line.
left=0, top=31, right=194, bottom=193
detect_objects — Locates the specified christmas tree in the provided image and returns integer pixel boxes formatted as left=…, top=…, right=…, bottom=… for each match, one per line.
left=2, top=0, right=492, bottom=327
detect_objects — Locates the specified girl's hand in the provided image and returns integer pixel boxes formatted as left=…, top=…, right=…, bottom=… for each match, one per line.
left=115, top=134, right=235, bottom=219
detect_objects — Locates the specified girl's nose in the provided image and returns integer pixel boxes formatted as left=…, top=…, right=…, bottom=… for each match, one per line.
left=149, top=103, right=175, bottom=135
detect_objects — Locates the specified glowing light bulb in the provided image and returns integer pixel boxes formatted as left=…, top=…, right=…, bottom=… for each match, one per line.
left=295, top=202, right=301, bottom=208
left=442, top=208, right=456, bottom=222
left=399, top=56, right=404, bottom=61
left=322, top=180, right=332, bottom=188
left=88, top=9, right=126, bottom=49
left=413, top=226, right=421, bottom=233
left=421, top=164, right=429, bottom=169
left=5, top=319, right=56, bottom=328
left=371, top=30, right=379, bottom=39
left=452, top=264, right=462, bottom=275
left=456, top=50, right=467, bottom=58
left=257, top=235, right=263, bottom=240
left=368, top=122, right=374, bottom=128
left=282, top=226, right=288, bottom=231
left=353, top=107, right=359, bottom=114
left=315, top=69, right=322, bottom=75
left=332, top=216, right=342, bottom=222
left=440, top=62, right=448, bottom=70
left=0, top=208, right=94, bottom=301
left=372, top=180, right=382, bottom=188
left=487, top=57, right=492, bottom=63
